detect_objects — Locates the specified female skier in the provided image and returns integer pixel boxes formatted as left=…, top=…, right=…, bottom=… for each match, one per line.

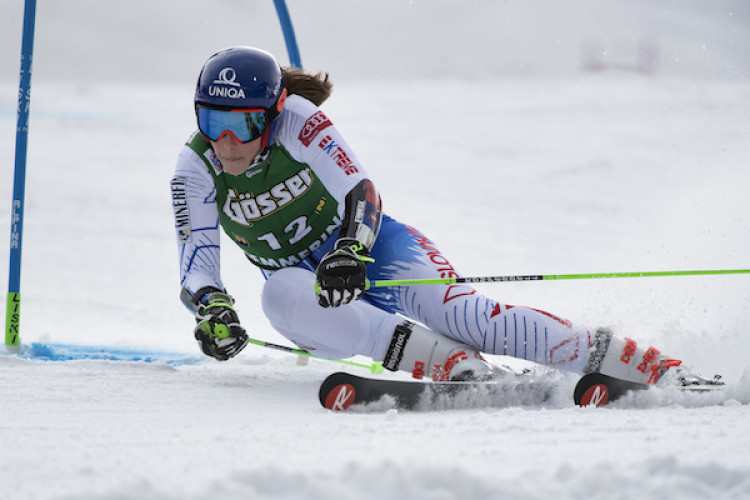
left=171, top=46, right=715, bottom=388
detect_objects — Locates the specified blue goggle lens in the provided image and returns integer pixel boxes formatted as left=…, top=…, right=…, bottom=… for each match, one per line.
left=197, top=107, right=267, bottom=143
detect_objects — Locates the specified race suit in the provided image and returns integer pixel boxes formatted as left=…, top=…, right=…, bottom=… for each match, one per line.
left=171, top=94, right=593, bottom=373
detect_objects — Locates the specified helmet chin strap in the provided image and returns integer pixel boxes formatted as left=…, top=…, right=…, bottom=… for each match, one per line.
left=260, top=128, right=271, bottom=149
left=276, top=87, right=288, bottom=111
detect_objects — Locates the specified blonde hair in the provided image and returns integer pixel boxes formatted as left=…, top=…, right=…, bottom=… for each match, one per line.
left=281, top=67, right=333, bottom=106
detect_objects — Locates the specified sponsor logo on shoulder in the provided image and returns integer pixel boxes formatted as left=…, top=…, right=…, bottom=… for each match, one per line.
left=299, top=111, right=332, bottom=147
left=318, top=135, right=359, bottom=175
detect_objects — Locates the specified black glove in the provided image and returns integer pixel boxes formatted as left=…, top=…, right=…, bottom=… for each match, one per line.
left=315, top=240, right=373, bottom=308
left=193, top=291, right=248, bottom=361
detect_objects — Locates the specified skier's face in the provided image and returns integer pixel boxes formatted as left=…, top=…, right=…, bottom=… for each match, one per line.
left=211, top=133, right=263, bottom=175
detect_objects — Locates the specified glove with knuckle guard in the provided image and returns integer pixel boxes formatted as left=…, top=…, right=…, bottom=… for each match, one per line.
left=193, top=290, right=248, bottom=361
left=315, top=239, right=373, bottom=308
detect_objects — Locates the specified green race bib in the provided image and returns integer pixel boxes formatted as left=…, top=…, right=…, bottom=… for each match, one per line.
left=188, top=136, right=340, bottom=270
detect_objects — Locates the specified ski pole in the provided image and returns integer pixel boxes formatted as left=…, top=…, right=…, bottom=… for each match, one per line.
left=246, top=336, right=384, bottom=373
left=365, top=269, right=750, bottom=288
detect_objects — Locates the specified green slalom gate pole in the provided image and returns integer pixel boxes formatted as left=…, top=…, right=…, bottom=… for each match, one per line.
left=366, top=269, right=750, bottom=289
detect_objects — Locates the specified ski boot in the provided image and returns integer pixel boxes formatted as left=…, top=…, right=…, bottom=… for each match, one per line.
left=382, top=321, right=493, bottom=381
left=585, top=327, right=723, bottom=388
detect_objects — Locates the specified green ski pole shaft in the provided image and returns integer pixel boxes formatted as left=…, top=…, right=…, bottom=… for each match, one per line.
left=366, top=269, right=750, bottom=288
left=246, top=337, right=383, bottom=373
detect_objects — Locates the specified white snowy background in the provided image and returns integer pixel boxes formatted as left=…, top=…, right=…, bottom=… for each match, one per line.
left=1, top=1, right=750, bottom=499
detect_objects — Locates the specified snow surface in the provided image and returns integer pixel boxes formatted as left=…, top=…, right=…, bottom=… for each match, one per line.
left=1, top=1, right=750, bottom=499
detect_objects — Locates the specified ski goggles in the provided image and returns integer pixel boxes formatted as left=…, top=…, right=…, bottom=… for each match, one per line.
left=196, top=106, right=268, bottom=143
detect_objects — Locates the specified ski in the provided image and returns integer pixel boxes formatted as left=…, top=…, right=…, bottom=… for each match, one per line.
left=321, top=371, right=728, bottom=411
left=318, top=371, right=555, bottom=411
left=573, top=372, right=726, bottom=407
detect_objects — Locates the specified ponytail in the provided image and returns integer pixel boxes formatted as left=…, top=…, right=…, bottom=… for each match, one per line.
left=281, top=67, right=333, bottom=106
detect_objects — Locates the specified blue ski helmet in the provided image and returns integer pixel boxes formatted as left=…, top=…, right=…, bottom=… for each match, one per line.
left=194, top=46, right=287, bottom=115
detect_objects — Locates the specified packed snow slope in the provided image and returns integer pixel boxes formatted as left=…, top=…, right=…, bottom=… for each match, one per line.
left=1, top=1, right=750, bottom=499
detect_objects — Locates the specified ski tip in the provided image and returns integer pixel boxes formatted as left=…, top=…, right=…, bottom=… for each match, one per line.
left=319, top=372, right=361, bottom=411
left=575, top=380, right=611, bottom=407
left=321, top=382, right=357, bottom=411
